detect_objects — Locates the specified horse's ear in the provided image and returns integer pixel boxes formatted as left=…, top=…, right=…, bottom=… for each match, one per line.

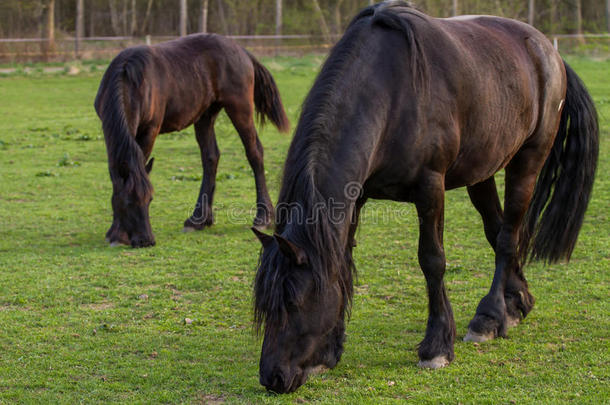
left=252, top=227, right=274, bottom=248
left=145, top=157, right=154, bottom=174
left=274, top=233, right=307, bottom=266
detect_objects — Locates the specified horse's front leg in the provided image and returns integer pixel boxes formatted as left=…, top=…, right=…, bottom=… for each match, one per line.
left=347, top=198, right=366, bottom=250
left=415, top=173, right=456, bottom=369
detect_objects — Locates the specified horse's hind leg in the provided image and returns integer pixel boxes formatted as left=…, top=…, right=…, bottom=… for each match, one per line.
left=184, top=106, right=221, bottom=231
left=225, top=99, right=274, bottom=228
left=467, top=176, right=503, bottom=251
left=466, top=151, right=540, bottom=342
left=415, top=172, right=456, bottom=368
left=467, top=178, right=530, bottom=328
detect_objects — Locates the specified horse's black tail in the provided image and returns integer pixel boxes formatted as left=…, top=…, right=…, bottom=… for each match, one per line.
left=94, top=48, right=151, bottom=188
left=245, top=51, right=290, bottom=133
left=520, top=61, right=599, bottom=264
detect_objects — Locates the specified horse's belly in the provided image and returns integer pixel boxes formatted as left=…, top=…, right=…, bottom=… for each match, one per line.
left=160, top=102, right=210, bottom=133
left=444, top=104, right=535, bottom=189
left=159, top=80, right=214, bottom=133
left=444, top=146, right=519, bottom=189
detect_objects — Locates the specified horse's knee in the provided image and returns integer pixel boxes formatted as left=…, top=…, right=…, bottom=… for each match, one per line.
left=419, top=249, right=446, bottom=281
left=204, top=151, right=220, bottom=168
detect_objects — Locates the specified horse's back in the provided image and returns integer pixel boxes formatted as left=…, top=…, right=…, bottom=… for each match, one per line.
left=150, top=34, right=254, bottom=132
left=153, top=34, right=254, bottom=92
left=412, top=13, right=565, bottom=188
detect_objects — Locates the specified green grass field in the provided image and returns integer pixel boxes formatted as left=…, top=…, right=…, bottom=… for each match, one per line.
left=0, top=55, right=608, bottom=404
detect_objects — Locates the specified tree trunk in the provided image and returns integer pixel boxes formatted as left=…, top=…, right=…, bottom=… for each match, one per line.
left=42, top=0, right=56, bottom=61
left=575, top=0, right=584, bottom=43
left=607, top=0, right=610, bottom=33
left=109, top=0, right=121, bottom=36
left=122, top=0, right=128, bottom=35
left=312, top=0, right=331, bottom=43
left=453, top=0, right=458, bottom=16
left=216, top=0, right=228, bottom=35
left=142, top=0, right=154, bottom=35
left=130, top=0, right=137, bottom=36
left=528, top=0, right=535, bottom=26
left=275, top=0, right=282, bottom=36
left=180, top=0, right=187, bottom=36
left=333, top=0, right=345, bottom=35
left=550, top=0, right=558, bottom=34
left=76, top=0, right=84, bottom=57
left=89, top=9, right=95, bottom=37
left=200, top=0, right=209, bottom=33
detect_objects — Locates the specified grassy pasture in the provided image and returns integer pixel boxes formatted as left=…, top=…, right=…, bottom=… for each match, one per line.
left=0, top=55, right=608, bottom=404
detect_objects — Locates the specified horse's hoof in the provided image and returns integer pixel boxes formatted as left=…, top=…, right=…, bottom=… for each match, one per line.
left=418, top=355, right=449, bottom=369
left=131, top=238, right=155, bottom=248
left=253, top=219, right=273, bottom=230
left=463, top=329, right=495, bottom=342
left=109, top=241, right=122, bottom=247
left=183, top=217, right=212, bottom=231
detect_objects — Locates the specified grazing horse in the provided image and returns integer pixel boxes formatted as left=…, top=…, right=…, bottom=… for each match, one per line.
left=94, top=34, right=290, bottom=247
left=252, top=2, right=598, bottom=393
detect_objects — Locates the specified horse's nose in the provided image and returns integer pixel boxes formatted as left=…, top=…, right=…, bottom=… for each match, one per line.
left=260, top=368, right=287, bottom=393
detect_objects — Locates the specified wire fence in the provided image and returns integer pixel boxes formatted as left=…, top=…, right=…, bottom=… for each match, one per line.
left=0, top=34, right=343, bottom=63
left=0, top=33, right=608, bottom=64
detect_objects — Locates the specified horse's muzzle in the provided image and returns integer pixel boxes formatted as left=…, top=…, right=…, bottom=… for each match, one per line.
left=260, top=366, right=307, bottom=394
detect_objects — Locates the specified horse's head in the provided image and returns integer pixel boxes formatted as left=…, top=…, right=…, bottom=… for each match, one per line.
left=108, top=158, right=155, bottom=248
left=253, top=228, right=347, bottom=393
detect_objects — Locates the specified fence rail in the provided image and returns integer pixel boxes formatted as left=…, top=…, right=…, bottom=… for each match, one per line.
left=550, top=33, right=610, bottom=50
left=0, top=33, right=607, bottom=63
left=0, top=34, right=343, bottom=62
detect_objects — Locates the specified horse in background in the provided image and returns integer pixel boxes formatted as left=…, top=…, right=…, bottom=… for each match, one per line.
left=95, top=34, right=290, bottom=247
left=252, top=2, right=598, bottom=393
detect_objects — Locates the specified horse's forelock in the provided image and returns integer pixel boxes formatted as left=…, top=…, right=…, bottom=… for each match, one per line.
left=254, top=185, right=355, bottom=336
left=254, top=245, right=290, bottom=335
left=110, top=157, right=153, bottom=203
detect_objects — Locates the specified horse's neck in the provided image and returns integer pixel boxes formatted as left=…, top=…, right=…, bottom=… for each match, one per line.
left=281, top=141, right=370, bottom=248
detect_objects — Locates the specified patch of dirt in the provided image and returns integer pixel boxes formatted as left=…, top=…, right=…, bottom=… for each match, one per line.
left=0, top=304, right=31, bottom=312
left=196, top=394, right=226, bottom=404
left=81, top=302, right=115, bottom=310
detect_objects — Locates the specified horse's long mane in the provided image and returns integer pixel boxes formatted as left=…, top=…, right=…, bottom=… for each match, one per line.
left=255, top=1, right=426, bottom=332
left=95, top=46, right=153, bottom=200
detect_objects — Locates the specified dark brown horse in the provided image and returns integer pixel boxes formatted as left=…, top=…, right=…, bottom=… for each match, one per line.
left=252, top=2, right=598, bottom=393
left=95, top=34, right=289, bottom=247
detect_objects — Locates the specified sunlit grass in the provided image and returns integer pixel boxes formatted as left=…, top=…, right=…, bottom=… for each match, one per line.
left=0, top=55, right=607, bottom=403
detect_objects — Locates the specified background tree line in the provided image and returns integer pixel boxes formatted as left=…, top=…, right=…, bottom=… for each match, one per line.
left=0, top=0, right=607, bottom=40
